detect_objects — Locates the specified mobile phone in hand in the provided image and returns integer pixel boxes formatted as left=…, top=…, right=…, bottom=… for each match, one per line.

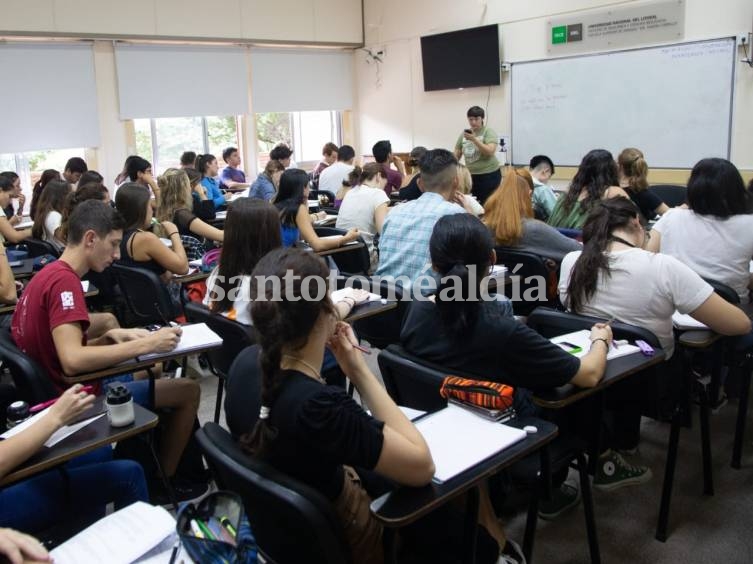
left=464, top=128, right=472, bottom=134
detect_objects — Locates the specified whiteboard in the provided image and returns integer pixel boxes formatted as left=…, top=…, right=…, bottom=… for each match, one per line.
left=511, top=38, right=735, bottom=168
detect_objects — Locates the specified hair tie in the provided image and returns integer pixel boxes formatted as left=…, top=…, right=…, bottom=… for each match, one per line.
left=259, top=405, right=271, bottom=420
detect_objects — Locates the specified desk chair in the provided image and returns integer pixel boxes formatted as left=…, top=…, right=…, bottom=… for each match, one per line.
left=648, top=184, right=687, bottom=207
left=183, top=303, right=254, bottom=424
left=110, top=263, right=179, bottom=327
left=0, top=328, right=57, bottom=404
left=336, top=276, right=406, bottom=350
left=22, top=237, right=60, bottom=259
left=377, top=344, right=600, bottom=562
left=223, top=345, right=262, bottom=438
left=314, top=226, right=371, bottom=276
left=197, top=422, right=351, bottom=564
left=494, top=248, right=561, bottom=316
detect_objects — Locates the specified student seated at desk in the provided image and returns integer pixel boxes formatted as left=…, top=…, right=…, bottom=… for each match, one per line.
left=156, top=168, right=223, bottom=244
left=529, top=155, right=558, bottom=221
left=618, top=148, right=669, bottom=221
left=115, top=183, right=189, bottom=281
left=484, top=168, right=580, bottom=262
left=248, top=159, right=284, bottom=202
left=0, top=385, right=148, bottom=535
left=12, top=200, right=204, bottom=500
left=547, top=149, right=629, bottom=229
left=646, top=158, right=753, bottom=303
left=336, top=163, right=391, bottom=272
left=58, top=182, right=111, bottom=245
left=0, top=171, right=25, bottom=227
left=123, top=157, right=161, bottom=207
left=275, top=169, right=359, bottom=251
left=243, top=247, right=504, bottom=564
left=30, top=169, right=62, bottom=221
left=401, top=213, right=611, bottom=515
left=0, top=177, right=31, bottom=245
left=559, top=198, right=750, bottom=483
left=195, top=154, right=225, bottom=210
left=31, top=180, right=71, bottom=253
left=183, top=167, right=218, bottom=222
left=0, top=240, right=19, bottom=326
left=397, top=146, right=426, bottom=202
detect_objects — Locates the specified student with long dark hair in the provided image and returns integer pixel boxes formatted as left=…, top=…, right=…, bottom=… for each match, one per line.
left=115, top=183, right=188, bottom=281
left=0, top=171, right=24, bottom=226
left=0, top=177, right=31, bottom=245
left=30, top=169, right=61, bottom=220
left=243, top=247, right=504, bottom=564
left=274, top=169, right=358, bottom=251
left=31, top=180, right=71, bottom=252
left=548, top=149, right=629, bottom=229
left=559, top=197, right=750, bottom=486
left=59, top=182, right=110, bottom=244
left=195, top=153, right=225, bottom=210
left=114, top=155, right=139, bottom=186
left=646, top=158, right=753, bottom=302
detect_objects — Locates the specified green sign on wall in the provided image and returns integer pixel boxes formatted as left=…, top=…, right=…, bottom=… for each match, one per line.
left=552, top=26, right=567, bottom=44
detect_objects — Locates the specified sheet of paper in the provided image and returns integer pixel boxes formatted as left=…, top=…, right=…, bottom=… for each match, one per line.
left=307, top=200, right=318, bottom=208
left=550, top=329, right=640, bottom=360
left=173, top=266, right=198, bottom=278
left=319, top=235, right=359, bottom=246
left=81, top=280, right=90, bottom=292
left=672, top=311, right=708, bottom=330
left=415, top=404, right=526, bottom=483
left=215, top=210, right=227, bottom=220
left=331, top=288, right=381, bottom=303
left=15, top=219, right=33, bottom=230
left=0, top=409, right=105, bottom=447
left=137, top=322, right=222, bottom=361
left=399, top=406, right=426, bottom=421
left=159, top=238, right=172, bottom=248
left=188, top=258, right=203, bottom=268
left=315, top=214, right=338, bottom=225
left=51, top=502, right=176, bottom=564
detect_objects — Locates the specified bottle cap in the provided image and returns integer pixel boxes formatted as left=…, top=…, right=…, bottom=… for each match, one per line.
left=523, top=425, right=538, bottom=434
left=7, top=400, right=30, bottom=422
left=106, top=383, right=132, bottom=405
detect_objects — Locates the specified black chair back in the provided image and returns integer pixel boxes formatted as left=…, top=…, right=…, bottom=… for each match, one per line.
left=314, top=227, right=371, bottom=276
left=337, top=276, right=406, bottom=349
left=23, top=238, right=60, bottom=259
left=197, top=423, right=351, bottom=564
left=702, top=278, right=740, bottom=305
left=224, top=345, right=263, bottom=438
left=526, top=306, right=661, bottom=347
left=110, top=263, right=178, bottom=326
left=648, top=184, right=687, bottom=208
left=0, top=328, right=58, bottom=403
left=494, top=247, right=561, bottom=316
left=377, top=344, right=449, bottom=412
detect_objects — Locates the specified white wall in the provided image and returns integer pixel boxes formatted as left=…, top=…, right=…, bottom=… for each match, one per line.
left=356, top=0, right=753, bottom=173
left=0, top=0, right=362, bottom=44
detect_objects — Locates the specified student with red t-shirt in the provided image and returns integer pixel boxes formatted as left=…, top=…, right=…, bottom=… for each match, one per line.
left=11, top=200, right=204, bottom=500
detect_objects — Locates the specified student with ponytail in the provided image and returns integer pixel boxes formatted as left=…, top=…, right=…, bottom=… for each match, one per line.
left=559, top=197, right=750, bottom=488
left=195, top=153, right=225, bottom=210
left=243, top=248, right=507, bottom=564
left=618, top=147, right=669, bottom=220
left=548, top=149, right=629, bottom=229
left=402, top=213, right=612, bottom=519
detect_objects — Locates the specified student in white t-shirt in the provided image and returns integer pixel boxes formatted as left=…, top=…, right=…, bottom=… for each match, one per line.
left=646, top=158, right=753, bottom=302
left=336, top=163, right=390, bottom=272
left=559, top=197, right=750, bottom=489
left=31, top=180, right=71, bottom=252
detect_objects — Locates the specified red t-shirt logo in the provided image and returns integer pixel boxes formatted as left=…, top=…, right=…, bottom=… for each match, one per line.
left=60, top=291, right=75, bottom=310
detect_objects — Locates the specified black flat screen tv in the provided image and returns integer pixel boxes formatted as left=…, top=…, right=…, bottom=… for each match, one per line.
left=420, top=25, right=501, bottom=91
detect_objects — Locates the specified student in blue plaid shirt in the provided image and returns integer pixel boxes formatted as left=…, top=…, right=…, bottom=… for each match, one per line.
left=375, top=149, right=474, bottom=289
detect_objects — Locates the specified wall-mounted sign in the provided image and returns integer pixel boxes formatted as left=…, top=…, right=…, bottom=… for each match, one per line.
left=548, top=0, right=685, bottom=55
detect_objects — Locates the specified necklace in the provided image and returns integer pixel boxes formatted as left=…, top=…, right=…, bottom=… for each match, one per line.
left=609, top=235, right=637, bottom=248
left=282, top=354, right=326, bottom=384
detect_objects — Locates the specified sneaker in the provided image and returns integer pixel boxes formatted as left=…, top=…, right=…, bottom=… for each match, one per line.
left=593, top=450, right=652, bottom=491
left=537, top=481, right=581, bottom=520
left=498, top=539, right=527, bottom=564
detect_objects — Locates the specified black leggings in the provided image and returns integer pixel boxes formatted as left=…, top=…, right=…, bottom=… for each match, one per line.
left=471, top=168, right=502, bottom=206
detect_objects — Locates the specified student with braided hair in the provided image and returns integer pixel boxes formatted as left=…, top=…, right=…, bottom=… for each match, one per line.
left=241, top=247, right=501, bottom=564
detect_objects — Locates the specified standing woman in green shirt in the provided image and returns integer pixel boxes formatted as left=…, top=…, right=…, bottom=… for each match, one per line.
left=453, top=106, right=501, bottom=205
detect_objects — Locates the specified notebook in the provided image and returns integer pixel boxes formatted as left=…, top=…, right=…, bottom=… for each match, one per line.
left=330, top=288, right=382, bottom=303
left=672, top=311, right=709, bottom=330
left=136, top=323, right=222, bottom=361
left=550, top=329, right=640, bottom=360
left=315, top=214, right=338, bottom=225
left=415, top=404, right=526, bottom=483
left=319, top=235, right=360, bottom=246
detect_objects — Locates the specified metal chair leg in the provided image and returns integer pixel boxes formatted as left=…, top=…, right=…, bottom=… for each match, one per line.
left=214, top=378, right=224, bottom=424
left=656, top=411, right=681, bottom=542
left=732, top=362, right=751, bottom=469
left=577, top=452, right=600, bottom=564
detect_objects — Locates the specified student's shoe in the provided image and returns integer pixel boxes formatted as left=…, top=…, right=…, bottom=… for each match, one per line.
left=593, top=450, right=652, bottom=491
left=537, top=481, right=581, bottom=520
left=498, top=539, right=527, bottom=564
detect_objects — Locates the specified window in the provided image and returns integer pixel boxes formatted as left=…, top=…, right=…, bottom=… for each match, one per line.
left=255, top=111, right=341, bottom=169
left=133, top=116, right=241, bottom=174
left=0, top=148, right=87, bottom=201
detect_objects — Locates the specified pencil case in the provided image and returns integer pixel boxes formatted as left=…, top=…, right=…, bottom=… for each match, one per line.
left=176, top=490, right=258, bottom=564
left=440, top=376, right=515, bottom=411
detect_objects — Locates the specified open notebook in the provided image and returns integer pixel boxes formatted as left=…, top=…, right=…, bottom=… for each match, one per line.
left=137, top=323, right=222, bottom=361
left=415, top=404, right=527, bottom=483
left=551, top=329, right=640, bottom=360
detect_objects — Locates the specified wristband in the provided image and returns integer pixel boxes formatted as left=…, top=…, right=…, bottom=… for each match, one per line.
left=590, top=338, right=610, bottom=351
left=167, top=231, right=180, bottom=238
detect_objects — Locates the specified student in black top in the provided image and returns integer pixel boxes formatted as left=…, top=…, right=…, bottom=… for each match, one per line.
left=156, top=168, right=223, bottom=243
left=401, top=213, right=613, bottom=519
left=398, top=146, right=426, bottom=201
left=0, top=171, right=24, bottom=225
left=618, top=147, right=669, bottom=221
left=242, top=247, right=503, bottom=564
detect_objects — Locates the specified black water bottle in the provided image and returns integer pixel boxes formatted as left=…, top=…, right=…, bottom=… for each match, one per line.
left=6, top=400, right=30, bottom=429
